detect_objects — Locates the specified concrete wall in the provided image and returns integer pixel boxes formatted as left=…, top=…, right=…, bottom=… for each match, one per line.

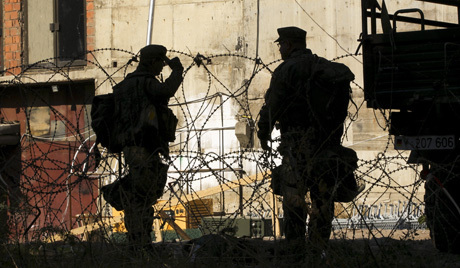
left=4, top=0, right=459, bottom=215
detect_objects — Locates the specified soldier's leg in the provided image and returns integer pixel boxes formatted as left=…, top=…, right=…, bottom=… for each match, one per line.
left=279, top=145, right=309, bottom=242
left=122, top=146, right=157, bottom=246
left=124, top=202, right=154, bottom=246
left=125, top=147, right=158, bottom=194
left=282, top=185, right=308, bottom=241
left=307, top=179, right=334, bottom=250
left=129, top=155, right=166, bottom=247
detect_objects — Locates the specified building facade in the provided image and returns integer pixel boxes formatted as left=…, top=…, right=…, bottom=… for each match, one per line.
left=0, top=0, right=455, bottom=239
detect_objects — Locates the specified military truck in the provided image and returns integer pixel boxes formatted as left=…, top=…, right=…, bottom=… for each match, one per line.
left=360, top=0, right=460, bottom=253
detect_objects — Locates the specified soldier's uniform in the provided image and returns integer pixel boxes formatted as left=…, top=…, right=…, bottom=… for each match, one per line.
left=108, top=44, right=183, bottom=246
left=257, top=27, right=346, bottom=250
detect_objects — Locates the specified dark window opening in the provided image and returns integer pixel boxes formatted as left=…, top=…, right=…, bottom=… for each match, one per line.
left=56, top=0, right=86, bottom=65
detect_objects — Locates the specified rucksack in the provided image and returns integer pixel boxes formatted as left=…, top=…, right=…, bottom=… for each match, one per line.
left=307, top=55, right=355, bottom=135
left=307, top=56, right=362, bottom=202
left=91, top=93, right=123, bottom=154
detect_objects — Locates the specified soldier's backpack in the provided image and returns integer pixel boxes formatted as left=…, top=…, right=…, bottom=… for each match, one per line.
left=306, top=56, right=362, bottom=202
left=91, top=93, right=123, bottom=154
left=307, top=55, right=355, bottom=135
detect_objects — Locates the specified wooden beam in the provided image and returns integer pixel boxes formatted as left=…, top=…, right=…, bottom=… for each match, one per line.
left=158, top=210, right=191, bottom=240
left=153, top=218, right=162, bottom=242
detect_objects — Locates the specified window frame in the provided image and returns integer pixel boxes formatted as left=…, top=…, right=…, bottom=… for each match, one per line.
left=25, top=0, right=87, bottom=68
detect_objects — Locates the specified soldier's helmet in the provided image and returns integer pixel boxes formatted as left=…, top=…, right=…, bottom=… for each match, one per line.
left=275, top=26, right=307, bottom=43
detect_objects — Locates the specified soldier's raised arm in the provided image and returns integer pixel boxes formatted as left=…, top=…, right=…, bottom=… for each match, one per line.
left=150, top=55, right=184, bottom=99
left=134, top=45, right=184, bottom=100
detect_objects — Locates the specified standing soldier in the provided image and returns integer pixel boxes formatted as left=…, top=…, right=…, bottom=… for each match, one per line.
left=102, top=44, right=183, bottom=247
left=257, top=26, right=357, bottom=256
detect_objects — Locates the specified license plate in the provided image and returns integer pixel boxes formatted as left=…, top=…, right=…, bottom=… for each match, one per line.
left=394, top=135, right=456, bottom=150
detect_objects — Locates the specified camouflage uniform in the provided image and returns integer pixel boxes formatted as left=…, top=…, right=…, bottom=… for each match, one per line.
left=111, top=45, right=183, bottom=246
left=258, top=27, right=346, bottom=250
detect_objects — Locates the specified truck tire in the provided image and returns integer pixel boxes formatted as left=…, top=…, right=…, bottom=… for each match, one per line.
left=424, top=167, right=460, bottom=254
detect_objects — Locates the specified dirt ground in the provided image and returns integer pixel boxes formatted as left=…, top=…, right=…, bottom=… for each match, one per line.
left=2, top=229, right=460, bottom=268
left=325, top=229, right=460, bottom=268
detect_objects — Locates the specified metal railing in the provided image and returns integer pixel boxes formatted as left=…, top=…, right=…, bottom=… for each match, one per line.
left=332, top=201, right=426, bottom=230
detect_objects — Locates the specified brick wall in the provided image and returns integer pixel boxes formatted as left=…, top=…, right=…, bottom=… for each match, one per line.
left=3, top=0, right=22, bottom=75
left=86, top=0, right=95, bottom=62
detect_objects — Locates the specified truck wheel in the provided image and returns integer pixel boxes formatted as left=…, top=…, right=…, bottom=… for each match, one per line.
left=424, top=168, right=460, bottom=254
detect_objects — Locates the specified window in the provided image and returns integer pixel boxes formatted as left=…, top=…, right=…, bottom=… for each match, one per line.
left=0, top=81, right=94, bottom=139
left=27, top=0, right=86, bottom=66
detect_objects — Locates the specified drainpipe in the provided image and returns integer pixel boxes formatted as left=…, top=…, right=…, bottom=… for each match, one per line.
left=146, top=0, right=155, bottom=45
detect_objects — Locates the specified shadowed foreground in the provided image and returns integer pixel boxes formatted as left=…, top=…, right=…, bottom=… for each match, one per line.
left=2, top=230, right=460, bottom=268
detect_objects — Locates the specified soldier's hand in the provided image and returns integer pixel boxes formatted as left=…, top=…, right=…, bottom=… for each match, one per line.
left=168, top=57, right=183, bottom=70
left=260, top=139, right=271, bottom=151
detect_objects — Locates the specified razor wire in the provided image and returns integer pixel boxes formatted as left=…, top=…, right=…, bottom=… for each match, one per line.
left=0, top=47, right=445, bottom=254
